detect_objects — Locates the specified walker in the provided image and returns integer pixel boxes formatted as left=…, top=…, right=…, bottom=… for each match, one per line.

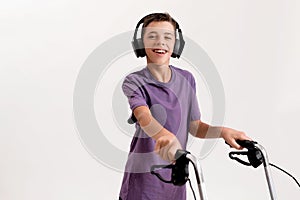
left=150, top=140, right=299, bottom=200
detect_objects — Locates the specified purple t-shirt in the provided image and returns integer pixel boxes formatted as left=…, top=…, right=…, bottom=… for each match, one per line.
left=119, top=65, right=201, bottom=200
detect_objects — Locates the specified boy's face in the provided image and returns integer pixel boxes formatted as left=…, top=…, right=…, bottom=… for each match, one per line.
left=143, top=21, right=176, bottom=66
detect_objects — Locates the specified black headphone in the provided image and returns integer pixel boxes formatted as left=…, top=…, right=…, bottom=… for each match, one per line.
left=132, top=13, right=185, bottom=58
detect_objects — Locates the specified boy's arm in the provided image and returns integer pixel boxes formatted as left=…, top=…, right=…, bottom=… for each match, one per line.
left=133, top=106, right=182, bottom=161
left=189, top=120, right=251, bottom=149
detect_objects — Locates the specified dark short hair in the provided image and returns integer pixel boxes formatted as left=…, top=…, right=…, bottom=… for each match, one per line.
left=141, top=13, right=177, bottom=38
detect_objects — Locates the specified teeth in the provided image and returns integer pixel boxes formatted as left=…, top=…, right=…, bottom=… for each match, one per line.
left=153, top=49, right=167, bottom=54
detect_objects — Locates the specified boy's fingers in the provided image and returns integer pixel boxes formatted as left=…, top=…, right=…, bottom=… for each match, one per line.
left=155, top=139, right=167, bottom=153
left=228, top=139, right=241, bottom=149
left=155, top=139, right=176, bottom=162
left=155, top=138, right=170, bottom=151
left=154, top=141, right=161, bottom=153
left=154, top=134, right=183, bottom=162
left=160, top=145, right=170, bottom=161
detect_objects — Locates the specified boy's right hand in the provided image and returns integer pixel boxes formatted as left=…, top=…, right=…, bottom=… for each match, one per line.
left=154, top=132, right=182, bottom=162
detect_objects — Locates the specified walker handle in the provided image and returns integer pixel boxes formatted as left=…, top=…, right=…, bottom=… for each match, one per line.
left=227, top=140, right=263, bottom=168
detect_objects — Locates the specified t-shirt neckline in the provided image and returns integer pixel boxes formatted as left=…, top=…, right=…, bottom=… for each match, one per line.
left=145, top=65, right=176, bottom=86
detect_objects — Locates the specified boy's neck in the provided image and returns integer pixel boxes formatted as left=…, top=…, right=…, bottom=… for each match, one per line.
left=147, top=63, right=172, bottom=83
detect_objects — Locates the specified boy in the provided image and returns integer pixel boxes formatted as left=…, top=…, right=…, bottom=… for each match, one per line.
left=119, top=12, right=251, bottom=200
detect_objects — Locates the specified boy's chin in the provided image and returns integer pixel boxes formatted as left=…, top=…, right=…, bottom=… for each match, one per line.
left=147, top=57, right=171, bottom=66
left=147, top=61, right=169, bottom=66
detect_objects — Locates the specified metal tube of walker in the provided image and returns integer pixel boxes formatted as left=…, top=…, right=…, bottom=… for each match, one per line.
left=255, top=143, right=277, bottom=200
left=187, top=154, right=208, bottom=200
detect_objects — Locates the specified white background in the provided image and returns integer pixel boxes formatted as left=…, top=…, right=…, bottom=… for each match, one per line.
left=1, top=0, right=300, bottom=199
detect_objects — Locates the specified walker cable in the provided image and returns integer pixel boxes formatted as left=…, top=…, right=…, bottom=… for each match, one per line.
left=151, top=140, right=299, bottom=200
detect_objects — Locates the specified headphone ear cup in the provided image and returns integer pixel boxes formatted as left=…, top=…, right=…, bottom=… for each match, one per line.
left=172, top=39, right=183, bottom=58
left=171, top=39, right=180, bottom=58
left=132, top=38, right=146, bottom=58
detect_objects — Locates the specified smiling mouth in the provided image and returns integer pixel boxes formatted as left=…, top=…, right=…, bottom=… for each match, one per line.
left=152, top=49, right=168, bottom=54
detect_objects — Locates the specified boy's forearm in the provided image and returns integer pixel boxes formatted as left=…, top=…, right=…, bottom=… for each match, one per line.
left=133, top=106, right=170, bottom=140
left=133, top=106, right=182, bottom=161
left=193, top=121, right=224, bottom=139
left=193, top=120, right=251, bottom=150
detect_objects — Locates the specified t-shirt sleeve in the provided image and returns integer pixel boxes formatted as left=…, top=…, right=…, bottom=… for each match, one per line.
left=122, top=75, right=148, bottom=111
left=189, top=74, right=201, bottom=121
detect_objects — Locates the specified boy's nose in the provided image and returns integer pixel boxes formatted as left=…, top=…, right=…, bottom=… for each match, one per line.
left=155, top=37, right=166, bottom=46
left=156, top=41, right=165, bottom=46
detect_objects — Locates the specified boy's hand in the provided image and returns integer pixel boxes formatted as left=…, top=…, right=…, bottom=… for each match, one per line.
left=154, top=132, right=182, bottom=162
left=221, top=127, right=252, bottom=150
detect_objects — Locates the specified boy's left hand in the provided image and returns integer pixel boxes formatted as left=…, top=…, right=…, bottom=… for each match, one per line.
left=221, top=127, right=252, bottom=150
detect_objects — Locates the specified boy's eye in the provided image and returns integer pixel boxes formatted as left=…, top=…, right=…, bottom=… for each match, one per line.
left=148, top=35, right=157, bottom=39
left=165, top=36, right=172, bottom=40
